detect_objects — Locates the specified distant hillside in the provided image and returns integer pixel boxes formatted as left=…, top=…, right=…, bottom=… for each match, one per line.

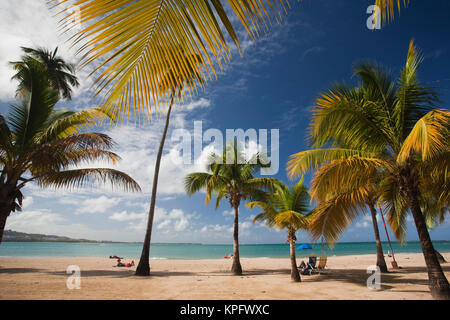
left=3, top=230, right=106, bottom=243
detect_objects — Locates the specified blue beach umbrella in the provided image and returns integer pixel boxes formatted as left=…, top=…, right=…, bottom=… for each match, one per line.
left=296, top=244, right=312, bottom=250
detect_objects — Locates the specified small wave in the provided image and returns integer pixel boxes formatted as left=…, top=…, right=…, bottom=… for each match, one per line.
left=151, top=257, right=168, bottom=260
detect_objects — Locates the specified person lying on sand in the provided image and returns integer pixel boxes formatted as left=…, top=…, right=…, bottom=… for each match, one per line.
left=109, top=255, right=124, bottom=259
left=114, top=259, right=135, bottom=268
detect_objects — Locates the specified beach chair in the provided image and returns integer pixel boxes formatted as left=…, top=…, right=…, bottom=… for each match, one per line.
left=311, top=257, right=328, bottom=275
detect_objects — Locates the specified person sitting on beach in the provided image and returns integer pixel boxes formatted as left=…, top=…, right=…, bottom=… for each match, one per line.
left=308, top=254, right=317, bottom=268
left=125, top=261, right=135, bottom=268
left=298, top=254, right=317, bottom=275
left=299, top=261, right=306, bottom=269
left=298, top=260, right=313, bottom=275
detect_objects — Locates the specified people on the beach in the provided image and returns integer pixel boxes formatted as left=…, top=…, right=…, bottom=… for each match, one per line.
left=224, top=253, right=234, bottom=259
left=298, top=254, right=317, bottom=275
left=114, top=258, right=134, bottom=268
left=109, top=255, right=123, bottom=259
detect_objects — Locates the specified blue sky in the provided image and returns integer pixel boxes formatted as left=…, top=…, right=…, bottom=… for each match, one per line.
left=0, top=0, right=449, bottom=244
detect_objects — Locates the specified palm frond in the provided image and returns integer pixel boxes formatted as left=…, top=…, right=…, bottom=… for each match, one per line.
left=274, top=210, right=310, bottom=231
left=397, top=109, right=449, bottom=164
left=37, top=168, right=141, bottom=192
left=375, top=0, right=410, bottom=24
left=310, top=156, right=386, bottom=202
left=184, top=172, right=213, bottom=196
left=8, top=60, right=60, bottom=150
left=287, top=148, right=370, bottom=179
left=38, top=106, right=115, bottom=143
left=308, top=185, right=370, bottom=244
left=310, top=83, right=395, bottom=153
left=50, top=0, right=291, bottom=120
left=394, top=40, right=439, bottom=141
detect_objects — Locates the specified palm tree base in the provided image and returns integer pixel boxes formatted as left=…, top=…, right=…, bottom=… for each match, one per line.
left=231, top=261, right=243, bottom=275
left=430, top=285, right=450, bottom=300
left=135, top=261, right=150, bottom=276
left=378, top=264, right=389, bottom=273
left=291, top=272, right=301, bottom=282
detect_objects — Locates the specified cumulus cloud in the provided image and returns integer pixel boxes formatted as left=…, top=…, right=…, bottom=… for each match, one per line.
left=109, top=211, right=146, bottom=222
left=70, top=196, right=121, bottom=215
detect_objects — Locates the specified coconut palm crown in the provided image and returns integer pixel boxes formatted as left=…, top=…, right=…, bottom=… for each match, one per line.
left=0, top=50, right=141, bottom=243
left=184, top=141, right=277, bottom=275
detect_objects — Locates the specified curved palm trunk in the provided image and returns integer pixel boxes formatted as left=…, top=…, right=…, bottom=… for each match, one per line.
left=368, top=203, right=388, bottom=273
left=135, top=94, right=175, bottom=276
left=404, top=177, right=450, bottom=299
left=231, top=204, right=243, bottom=275
left=289, top=230, right=301, bottom=282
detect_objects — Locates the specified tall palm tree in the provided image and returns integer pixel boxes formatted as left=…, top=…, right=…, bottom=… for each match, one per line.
left=247, top=178, right=311, bottom=282
left=50, top=0, right=406, bottom=119
left=287, top=40, right=449, bottom=299
left=135, top=51, right=205, bottom=276
left=185, top=142, right=276, bottom=275
left=10, top=47, right=79, bottom=100
left=0, top=52, right=141, bottom=243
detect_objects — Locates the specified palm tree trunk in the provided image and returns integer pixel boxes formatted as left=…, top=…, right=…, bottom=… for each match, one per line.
left=289, top=231, right=301, bottom=282
left=404, top=179, right=450, bottom=299
left=368, top=203, right=388, bottom=273
left=231, top=204, right=243, bottom=275
left=0, top=210, right=9, bottom=244
left=0, top=184, right=16, bottom=244
left=135, top=93, right=175, bottom=276
left=435, top=250, right=446, bottom=264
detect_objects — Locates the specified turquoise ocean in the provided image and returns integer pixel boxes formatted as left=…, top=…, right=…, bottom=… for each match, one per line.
left=1, top=241, right=449, bottom=259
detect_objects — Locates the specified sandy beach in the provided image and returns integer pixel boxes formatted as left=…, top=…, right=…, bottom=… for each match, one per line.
left=0, top=252, right=448, bottom=300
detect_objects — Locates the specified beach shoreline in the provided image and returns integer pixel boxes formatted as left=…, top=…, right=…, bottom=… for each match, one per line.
left=1, top=252, right=449, bottom=300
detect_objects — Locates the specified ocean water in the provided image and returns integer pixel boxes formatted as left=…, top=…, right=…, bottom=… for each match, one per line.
left=0, top=241, right=449, bottom=259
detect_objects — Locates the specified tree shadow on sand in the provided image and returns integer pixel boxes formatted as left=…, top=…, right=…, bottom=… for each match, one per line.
left=299, top=264, right=450, bottom=293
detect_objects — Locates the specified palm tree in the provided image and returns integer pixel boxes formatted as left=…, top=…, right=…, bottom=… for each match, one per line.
left=10, top=47, right=79, bottom=100
left=50, top=0, right=407, bottom=119
left=184, top=142, right=276, bottom=275
left=247, top=178, right=311, bottom=282
left=135, top=51, right=205, bottom=276
left=0, top=52, right=141, bottom=243
left=287, top=40, right=449, bottom=298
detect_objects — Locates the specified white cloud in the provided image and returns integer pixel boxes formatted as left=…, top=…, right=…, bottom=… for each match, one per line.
left=0, top=0, right=84, bottom=102
left=22, top=196, right=33, bottom=209
left=5, top=209, right=138, bottom=242
left=109, top=211, right=146, bottom=222
left=222, top=209, right=234, bottom=217
left=73, top=196, right=121, bottom=215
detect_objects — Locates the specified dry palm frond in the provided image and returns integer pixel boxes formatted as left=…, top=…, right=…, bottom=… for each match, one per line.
left=309, top=185, right=370, bottom=244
